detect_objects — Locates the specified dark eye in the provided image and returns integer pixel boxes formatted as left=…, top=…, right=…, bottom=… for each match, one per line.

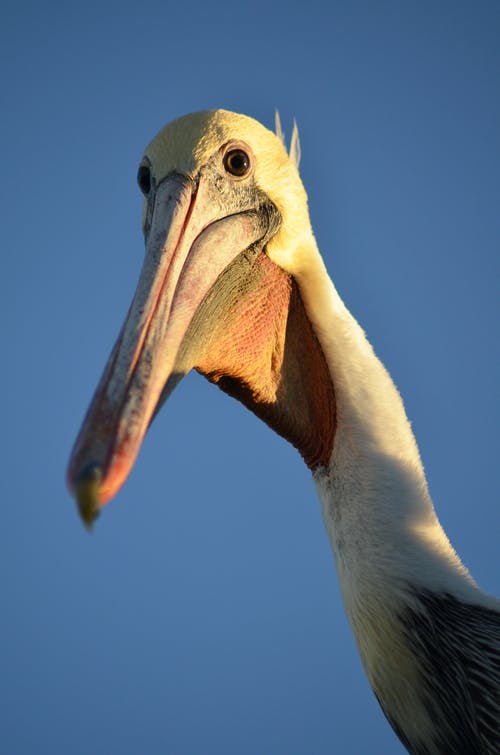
left=223, top=149, right=251, bottom=177
left=137, top=164, right=152, bottom=195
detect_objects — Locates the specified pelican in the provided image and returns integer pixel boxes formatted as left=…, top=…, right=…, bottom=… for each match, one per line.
left=68, top=110, right=500, bottom=754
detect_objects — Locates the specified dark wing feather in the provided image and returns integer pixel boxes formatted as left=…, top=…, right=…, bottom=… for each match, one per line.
left=394, top=591, right=500, bottom=755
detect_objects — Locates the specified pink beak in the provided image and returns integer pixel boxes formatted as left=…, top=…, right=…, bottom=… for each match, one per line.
left=67, top=172, right=270, bottom=525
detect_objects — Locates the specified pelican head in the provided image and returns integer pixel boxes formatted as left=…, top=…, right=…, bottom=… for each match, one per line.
left=67, top=109, right=335, bottom=524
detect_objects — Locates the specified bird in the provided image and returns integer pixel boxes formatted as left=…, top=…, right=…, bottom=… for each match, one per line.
left=67, top=109, right=500, bottom=754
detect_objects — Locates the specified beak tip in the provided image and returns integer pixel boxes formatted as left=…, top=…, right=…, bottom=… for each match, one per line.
left=72, top=463, right=103, bottom=531
left=79, top=502, right=100, bottom=532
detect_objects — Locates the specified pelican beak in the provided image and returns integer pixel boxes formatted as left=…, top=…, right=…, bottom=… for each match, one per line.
left=67, top=172, right=271, bottom=525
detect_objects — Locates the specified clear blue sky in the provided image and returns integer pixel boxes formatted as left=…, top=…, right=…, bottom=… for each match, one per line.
left=2, top=2, right=499, bottom=753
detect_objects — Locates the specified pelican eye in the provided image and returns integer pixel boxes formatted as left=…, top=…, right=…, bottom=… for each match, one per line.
left=137, top=164, right=152, bottom=195
left=223, top=148, right=251, bottom=177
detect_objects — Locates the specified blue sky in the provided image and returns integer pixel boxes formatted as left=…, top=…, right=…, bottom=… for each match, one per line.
left=2, top=2, right=499, bottom=753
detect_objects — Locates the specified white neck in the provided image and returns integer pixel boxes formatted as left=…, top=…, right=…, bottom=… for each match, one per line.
left=270, top=223, right=500, bottom=753
left=293, top=243, right=483, bottom=609
left=290, top=243, right=499, bottom=749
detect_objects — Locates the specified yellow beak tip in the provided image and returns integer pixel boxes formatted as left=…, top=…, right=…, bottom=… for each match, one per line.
left=73, top=464, right=102, bottom=531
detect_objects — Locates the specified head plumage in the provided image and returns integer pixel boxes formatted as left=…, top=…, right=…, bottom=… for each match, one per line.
left=275, top=111, right=301, bottom=169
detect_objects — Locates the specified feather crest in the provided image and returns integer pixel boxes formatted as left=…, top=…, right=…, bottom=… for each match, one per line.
left=274, top=110, right=301, bottom=168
